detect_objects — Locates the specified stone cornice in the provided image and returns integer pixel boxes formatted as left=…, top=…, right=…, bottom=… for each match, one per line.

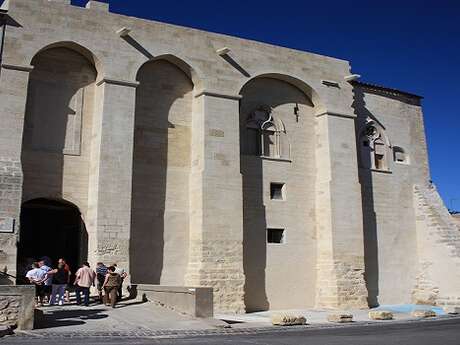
left=96, top=78, right=139, bottom=88
left=195, top=90, right=242, bottom=101
left=1, top=63, right=34, bottom=72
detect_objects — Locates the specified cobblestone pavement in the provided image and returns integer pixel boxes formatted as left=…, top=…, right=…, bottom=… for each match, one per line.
left=2, top=318, right=460, bottom=344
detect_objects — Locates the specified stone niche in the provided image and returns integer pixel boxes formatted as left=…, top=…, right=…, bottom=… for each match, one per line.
left=0, top=286, right=35, bottom=330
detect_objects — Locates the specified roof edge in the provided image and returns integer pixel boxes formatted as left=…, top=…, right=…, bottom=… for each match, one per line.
left=351, top=80, right=423, bottom=100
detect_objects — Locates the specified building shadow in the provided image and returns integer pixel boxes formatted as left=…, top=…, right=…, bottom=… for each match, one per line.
left=241, top=155, right=269, bottom=312
left=121, top=35, right=154, bottom=59
left=130, top=60, right=193, bottom=284
left=221, top=54, right=250, bottom=78
left=352, top=86, right=380, bottom=308
left=34, top=308, right=108, bottom=329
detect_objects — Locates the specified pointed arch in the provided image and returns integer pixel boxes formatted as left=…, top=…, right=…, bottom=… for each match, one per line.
left=358, top=119, right=391, bottom=171
left=243, top=105, right=290, bottom=159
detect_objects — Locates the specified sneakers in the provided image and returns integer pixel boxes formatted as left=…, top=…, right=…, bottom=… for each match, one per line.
left=58, top=301, right=64, bottom=306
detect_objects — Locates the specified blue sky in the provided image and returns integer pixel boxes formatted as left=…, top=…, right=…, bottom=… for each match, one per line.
left=5, top=0, right=460, bottom=209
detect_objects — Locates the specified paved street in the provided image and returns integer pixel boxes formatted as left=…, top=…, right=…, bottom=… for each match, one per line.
left=3, top=318, right=460, bottom=345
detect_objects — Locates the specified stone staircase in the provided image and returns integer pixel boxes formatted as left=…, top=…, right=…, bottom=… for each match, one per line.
left=414, top=184, right=460, bottom=257
left=413, top=184, right=460, bottom=306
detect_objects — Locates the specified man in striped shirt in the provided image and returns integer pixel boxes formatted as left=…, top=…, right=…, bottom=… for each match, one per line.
left=96, top=262, right=108, bottom=303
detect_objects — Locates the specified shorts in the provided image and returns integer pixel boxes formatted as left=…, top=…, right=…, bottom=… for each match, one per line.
left=35, top=284, right=45, bottom=297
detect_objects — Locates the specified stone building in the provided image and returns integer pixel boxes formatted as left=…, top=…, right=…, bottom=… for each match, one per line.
left=1, top=0, right=459, bottom=313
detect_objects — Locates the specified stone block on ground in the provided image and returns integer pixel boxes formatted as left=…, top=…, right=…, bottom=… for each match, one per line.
left=369, top=310, right=393, bottom=320
left=443, top=306, right=460, bottom=314
left=411, top=310, right=436, bottom=318
left=271, top=313, right=307, bottom=326
left=327, top=312, right=353, bottom=323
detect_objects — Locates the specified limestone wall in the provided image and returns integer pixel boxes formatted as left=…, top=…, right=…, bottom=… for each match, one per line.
left=0, top=160, right=22, bottom=281
left=1, top=0, right=369, bottom=312
left=240, top=77, right=316, bottom=311
left=353, top=84, right=429, bottom=306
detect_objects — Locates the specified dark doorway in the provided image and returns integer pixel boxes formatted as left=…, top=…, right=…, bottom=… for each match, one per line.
left=17, top=198, right=88, bottom=279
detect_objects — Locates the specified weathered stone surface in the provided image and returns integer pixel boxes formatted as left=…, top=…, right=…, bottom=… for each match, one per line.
left=271, top=314, right=307, bottom=326
left=0, top=296, right=20, bottom=327
left=327, top=313, right=353, bottom=323
left=411, top=310, right=436, bottom=318
left=0, top=286, right=35, bottom=330
left=369, top=311, right=394, bottom=320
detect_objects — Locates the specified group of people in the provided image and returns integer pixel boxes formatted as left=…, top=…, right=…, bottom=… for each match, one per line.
left=25, top=258, right=128, bottom=308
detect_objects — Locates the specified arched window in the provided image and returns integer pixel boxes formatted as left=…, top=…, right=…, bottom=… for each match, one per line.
left=359, top=122, right=390, bottom=171
left=393, top=146, right=409, bottom=164
left=245, top=106, right=290, bottom=159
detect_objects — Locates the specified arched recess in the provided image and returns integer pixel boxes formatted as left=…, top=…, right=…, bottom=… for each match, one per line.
left=130, top=57, right=196, bottom=285
left=27, top=41, right=103, bottom=76
left=236, top=73, right=324, bottom=112
left=17, top=198, right=88, bottom=281
left=21, top=43, right=98, bottom=207
left=20, top=43, right=98, bottom=272
left=239, top=75, right=318, bottom=311
left=358, top=120, right=391, bottom=171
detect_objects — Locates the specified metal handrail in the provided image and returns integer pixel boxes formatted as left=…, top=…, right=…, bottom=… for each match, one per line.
left=0, top=271, right=16, bottom=279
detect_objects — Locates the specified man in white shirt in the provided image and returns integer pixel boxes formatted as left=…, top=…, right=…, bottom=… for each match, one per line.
left=39, top=260, right=52, bottom=304
left=26, top=262, right=47, bottom=306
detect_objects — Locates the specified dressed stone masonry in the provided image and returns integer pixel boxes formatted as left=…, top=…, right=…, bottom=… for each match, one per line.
left=0, top=0, right=459, bottom=313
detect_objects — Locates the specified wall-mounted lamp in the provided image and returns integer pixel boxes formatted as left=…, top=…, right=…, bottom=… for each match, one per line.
left=294, top=103, right=300, bottom=122
left=116, top=27, right=131, bottom=37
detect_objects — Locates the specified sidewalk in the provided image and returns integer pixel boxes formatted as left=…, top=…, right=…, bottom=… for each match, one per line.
left=32, top=299, right=214, bottom=333
left=11, top=300, right=458, bottom=339
left=217, top=304, right=448, bottom=327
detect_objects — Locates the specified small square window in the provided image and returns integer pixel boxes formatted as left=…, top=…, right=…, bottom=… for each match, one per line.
left=267, top=228, right=285, bottom=244
left=395, top=152, right=405, bottom=162
left=270, top=183, right=285, bottom=200
left=393, top=146, right=409, bottom=164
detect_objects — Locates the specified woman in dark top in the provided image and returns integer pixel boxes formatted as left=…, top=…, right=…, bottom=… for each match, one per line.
left=102, top=266, right=121, bottom=308
left=50, top=263, right=70, bottom=306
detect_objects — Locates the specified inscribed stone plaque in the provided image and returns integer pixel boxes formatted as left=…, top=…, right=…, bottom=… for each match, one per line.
left=0, top=218, right=15, bottom=233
